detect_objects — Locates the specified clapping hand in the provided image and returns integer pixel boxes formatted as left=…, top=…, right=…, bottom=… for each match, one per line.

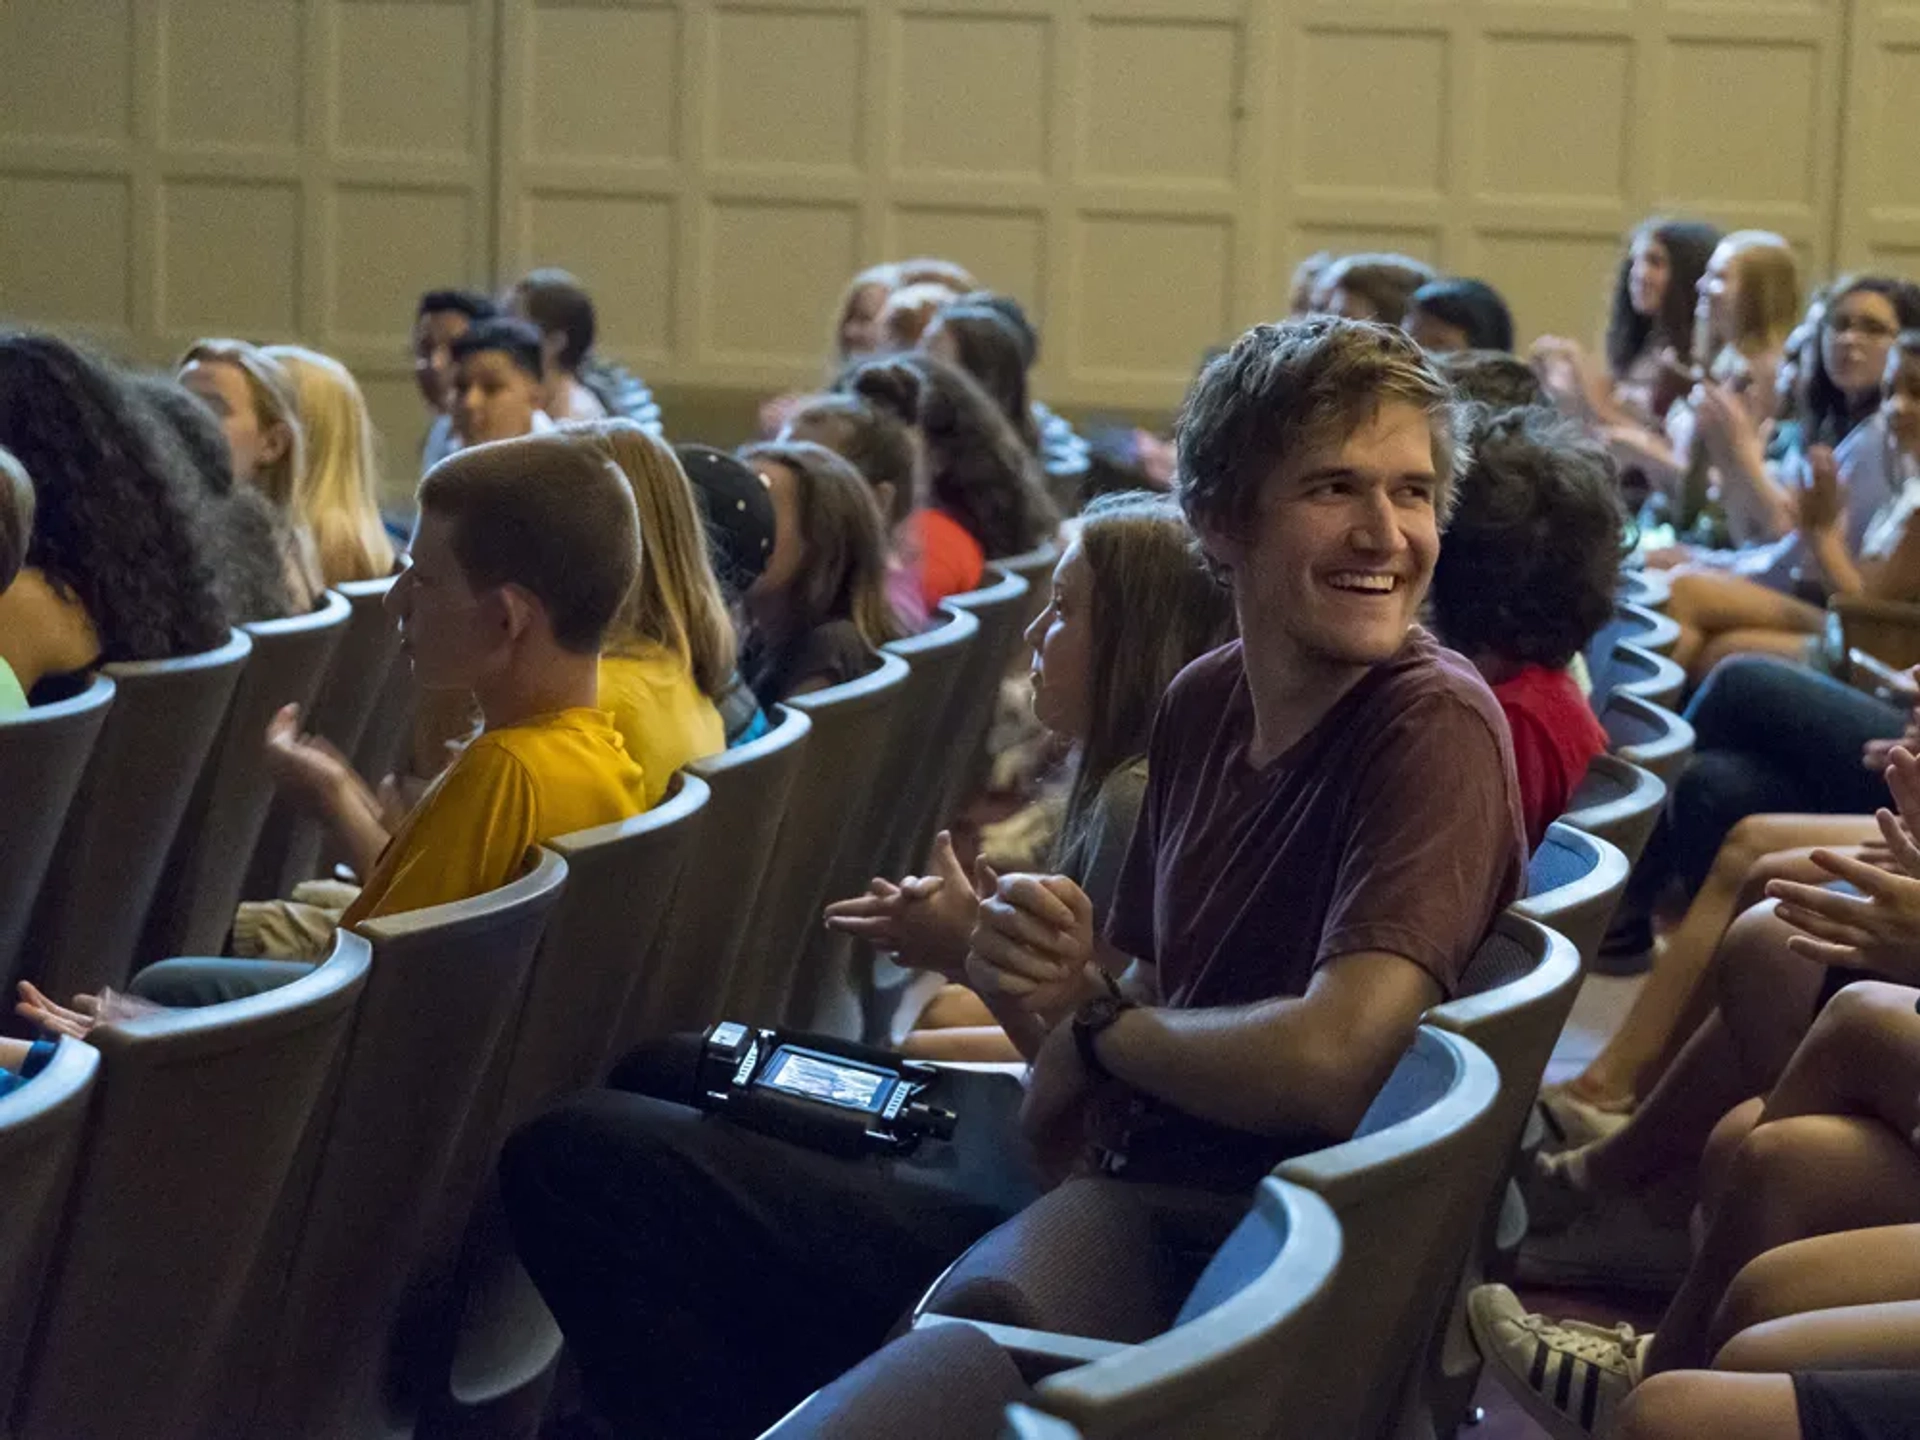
left=1862, top=667, right=1920, bottom=772
left=965, top=866, right=1106, bottom=1022
left=1795, top=445, right=1843, bottom=537
left=15, top=981, right=163, bottom=1040
left=823, top=831, right=976, bottom=980
left=1769, top=747, right=1920, bottom=979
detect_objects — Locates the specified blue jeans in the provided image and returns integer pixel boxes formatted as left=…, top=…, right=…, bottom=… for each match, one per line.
left=1648, top=657, right=1903, bottom=899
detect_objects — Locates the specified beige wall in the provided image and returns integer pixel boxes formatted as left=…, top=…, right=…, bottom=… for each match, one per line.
left=3, top=0, right=1917, bottom=501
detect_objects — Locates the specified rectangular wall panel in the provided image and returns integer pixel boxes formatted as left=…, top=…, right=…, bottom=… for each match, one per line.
left=0, top=0, right=1900, bottom=472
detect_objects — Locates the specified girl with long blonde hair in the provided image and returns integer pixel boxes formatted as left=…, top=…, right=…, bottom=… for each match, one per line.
left=262, top=344, right=397, bottom=584
left=571, top=419, right=731, bottom=804
left=178, top=338, right=324, bottom=608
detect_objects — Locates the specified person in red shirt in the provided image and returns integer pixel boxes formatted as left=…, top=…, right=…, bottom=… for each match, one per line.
left=1428, top=404, right=1627, bottom=849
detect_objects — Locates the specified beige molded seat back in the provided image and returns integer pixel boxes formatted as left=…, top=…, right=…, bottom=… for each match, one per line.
left=1608, top=639, right=1685, bottom=711
left=877, top=604, right=982, bottom=877
left=1512, top=822, right=1631, bottom=971
left=14, top=934, right=369, bottom=1440
left=996, top=540, right=1060, bottom=639
left=23, top=631, right=252, bottom=1000
left=0, top=1037, right=98, bottom=1436
left=0, top=675, right=113, bottom=993
left=923, top=569, right=1031, bottom=862
left=245, top=851, right=567, bottom=1440
left=243, top=575, right=401, bottom=900
left=141, top=590, right=350, bottom=962
left=630, top=705, right=813, bottom=1042
left=1560, top=754, right=1666, bottom=869
left=430, top=779, right=711, bottom=1430
left=727, top=653, right=911, bottom=1029
left=1271, top=1027, right=1504, bottom=1439
left=1599, top=691, right=1696, bottom=788
left=1419, top=914, right=1583, bottom=1437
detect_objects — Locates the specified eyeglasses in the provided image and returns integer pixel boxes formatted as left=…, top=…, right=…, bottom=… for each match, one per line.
left=1825, top=315, right=1900, bottom=341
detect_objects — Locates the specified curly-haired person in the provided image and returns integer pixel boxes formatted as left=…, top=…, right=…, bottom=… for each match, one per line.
left=1429, top=404, right=1630, bottom=847
left=0, top=331, right=228, bottom=700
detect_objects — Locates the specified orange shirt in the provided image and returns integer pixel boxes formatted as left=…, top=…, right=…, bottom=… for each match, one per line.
left=909, top=508, right=985, bottom=608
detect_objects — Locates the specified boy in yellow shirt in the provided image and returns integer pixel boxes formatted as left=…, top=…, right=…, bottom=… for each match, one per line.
left=23, top=433, right=648, bottom=1015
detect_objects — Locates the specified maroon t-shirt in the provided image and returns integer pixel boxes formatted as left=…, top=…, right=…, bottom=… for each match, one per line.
left=1099, top=629, right=1526, bottom=1185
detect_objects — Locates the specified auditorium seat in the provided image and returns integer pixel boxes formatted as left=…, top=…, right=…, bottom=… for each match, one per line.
left=1618, top=569, right=1670, bottom=612
left=1599, top=691, right=1697, bottom=787
left=1269, top=1027, right=1504, bottom=1438
left=1585, top=601, right=1682, bottom=712
left=21, top=630, right=252, bottom=1001
left=242, top=575, right=401, bottom=902
left=140, top=589, right=351, bottom=964
left=1419, top=915, right=1585, bottom=1435
left=876, top=604, right=982, bottom=877
left=760, top=1320, right=1037, bottom=1440
left=813, top=608, right=982, bottom=1040
left=909, top=1031, right=1492, bottom=1438
left=1562, top=753, right=1667, bottom=868
left=725, top=653, right=911, bottom=1030
left=1607, top=638, right=1686, bottom=711
left=927, top=568, right=1032, bottom=851
left=246, top=851, right=567, bottom=1440
left=0, top=673, right=112, bottom=994
left=997, top=539, right=1061, bottom=637
left=1514, top=822, right=1631, bottom=970
left=632, top=704, right=812, bottom=1042
left=13, top=931, right=369, bottom=1440
left=0, top=1036, right=97, bottom=1432
left=429, top=777, right=712, bottom=1433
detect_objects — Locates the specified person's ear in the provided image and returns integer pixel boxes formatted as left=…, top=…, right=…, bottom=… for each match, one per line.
left=494, top=584, right=540, bottom=645
left=1195, top=516, right=1247, bottom=572
left=259, top=421, right=292, bottom=468
left=540, top=333, right=565, bottom=371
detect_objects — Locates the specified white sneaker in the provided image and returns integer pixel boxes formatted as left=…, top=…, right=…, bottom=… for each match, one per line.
left=1536, top=1086, right=1632, bottom=1151
left=1468, top=1283, right=1648, bottom=1439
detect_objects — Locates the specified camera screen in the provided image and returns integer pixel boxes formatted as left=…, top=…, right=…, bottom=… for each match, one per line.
left=758, top=1049, right=890, bottom=1112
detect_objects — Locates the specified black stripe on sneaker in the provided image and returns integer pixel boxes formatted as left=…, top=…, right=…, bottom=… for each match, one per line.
left=1554, top=1353, right=1578, bottom=1413
left=1580, top=1355, right=1602, bottom=1431
left=1529, top=1337, right=1550, bottom=1393
left=1538, top=1100, right=1567, bottom=1145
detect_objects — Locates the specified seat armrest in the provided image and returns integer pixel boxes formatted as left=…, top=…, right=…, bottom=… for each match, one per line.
left=912, top=1313, right=1127, bottom=1380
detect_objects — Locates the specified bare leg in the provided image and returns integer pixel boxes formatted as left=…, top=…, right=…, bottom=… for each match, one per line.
left=1666, top=571, right=1825, bottom=676
left=1582, top=1012, right=1754, bottom=1198
left=1609, top=1372, right=1801, bottom=1440
left=1692, top=628, right=1820, bottom=682
left=1643, top=1115, right=1920, bottom=1375
left=1712, top=1226, right=1920, bottom=1362
left=1713, top=904, right=1830, bottom=1092
left=1759, top=980, right=1920, bottom=1131
left=1572, top=820, right=1877, bottom=1105
left=1718, top=1298, right=1920, bottom=1373
left=1582, top=906, right=1820, bottom=1198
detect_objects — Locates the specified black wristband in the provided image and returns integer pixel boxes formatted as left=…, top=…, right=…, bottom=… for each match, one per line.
left=1071, top=995, right=1134, bottom=1080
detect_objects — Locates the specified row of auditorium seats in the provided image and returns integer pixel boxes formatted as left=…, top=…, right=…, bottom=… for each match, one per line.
left=0, top=545, right=1060, bottom=1440
left=0, top=556, right=1687, bottom=1440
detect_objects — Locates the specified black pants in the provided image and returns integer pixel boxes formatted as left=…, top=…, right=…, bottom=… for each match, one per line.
left=1626, top=657, right=1903, bottom=918
left=501, top=1038, right=1046, bottom=1440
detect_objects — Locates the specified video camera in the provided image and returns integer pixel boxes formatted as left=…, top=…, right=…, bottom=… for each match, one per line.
left=694, top=1022, right=958, bottom=1158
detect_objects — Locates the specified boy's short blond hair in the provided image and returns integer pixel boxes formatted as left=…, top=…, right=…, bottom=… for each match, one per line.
left=419, top=433, right=639, bottom=654
left=0, top=445, right=33, bottom=593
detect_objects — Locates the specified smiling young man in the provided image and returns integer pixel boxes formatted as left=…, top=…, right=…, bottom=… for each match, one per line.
left=967, top=315, right=1528, bottom=1188
left=498, top=317, right=1526, bottom=1440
